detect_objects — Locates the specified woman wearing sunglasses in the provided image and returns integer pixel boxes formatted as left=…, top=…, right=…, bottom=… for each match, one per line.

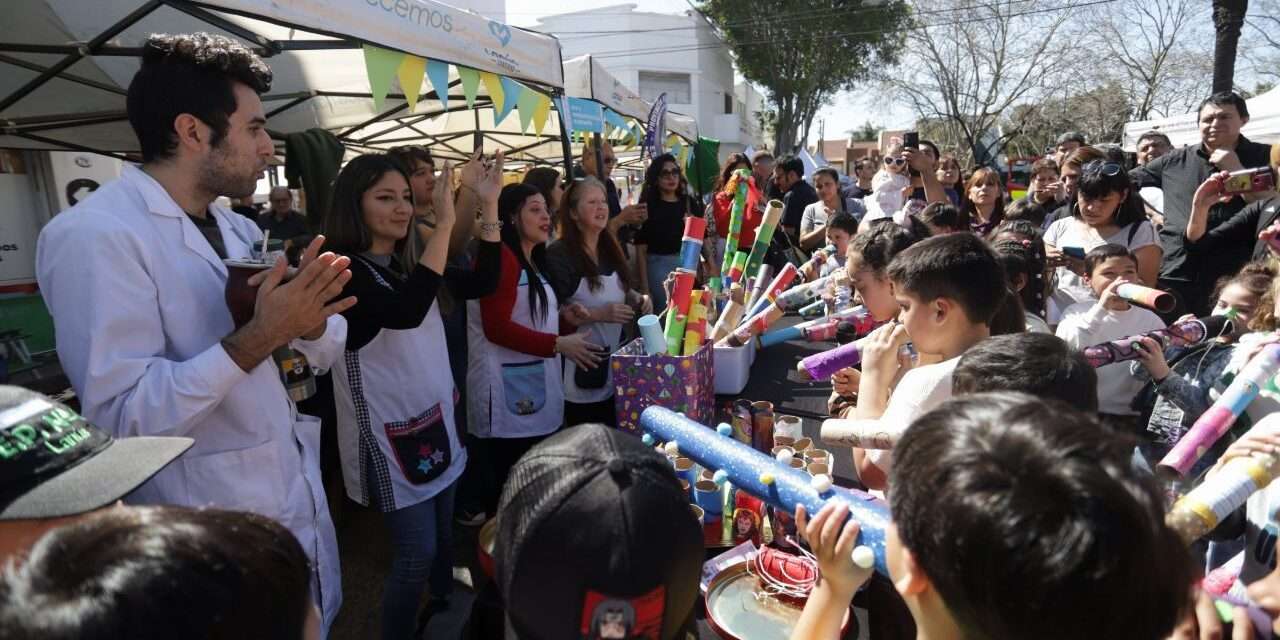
left=1043, top=160, right=1163, bottom=323
left=634, top=153, right=704, bottom=309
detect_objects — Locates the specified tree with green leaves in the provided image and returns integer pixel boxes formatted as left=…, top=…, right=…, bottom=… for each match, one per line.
left=697, top=0, right=909, bottom=154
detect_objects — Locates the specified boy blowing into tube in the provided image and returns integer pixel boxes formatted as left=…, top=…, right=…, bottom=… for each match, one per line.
left=850, top=233, right=1015, bottom=490
left=792, top=392, right=1193, bottom=640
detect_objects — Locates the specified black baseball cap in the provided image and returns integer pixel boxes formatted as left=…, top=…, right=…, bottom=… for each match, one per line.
left=495, top=424, right=703, bottom=640
left=0, top=386, right=191, bottom=520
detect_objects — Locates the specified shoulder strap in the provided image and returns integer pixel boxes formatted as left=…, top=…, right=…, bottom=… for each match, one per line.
left=1127, top=220, right=1141, bottom=246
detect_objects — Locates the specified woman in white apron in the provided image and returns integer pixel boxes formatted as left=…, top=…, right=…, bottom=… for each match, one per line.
left=467, top=184, right=605, bottom=504
left=545, top=177, right=654, bottom=427
left=323, top=153, right=504, bottom=640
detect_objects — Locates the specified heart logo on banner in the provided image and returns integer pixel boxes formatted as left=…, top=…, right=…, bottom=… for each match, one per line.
left=488, top=21, right=512, bottom=46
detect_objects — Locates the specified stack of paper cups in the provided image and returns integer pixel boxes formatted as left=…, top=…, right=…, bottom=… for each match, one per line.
left=679, top=216, right=706, bottom=272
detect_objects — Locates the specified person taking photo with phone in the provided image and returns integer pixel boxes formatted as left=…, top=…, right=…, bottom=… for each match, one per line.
left=1131, top=92, right=1274, bottom=316
left=1185, top=145, right=1280, bottom=263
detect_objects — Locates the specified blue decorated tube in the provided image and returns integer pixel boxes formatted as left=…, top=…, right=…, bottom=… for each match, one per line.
left=639, top=405, right=892, bottom=576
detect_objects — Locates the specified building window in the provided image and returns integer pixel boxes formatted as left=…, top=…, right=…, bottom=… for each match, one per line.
left=724, top=92, right=733, bottom=114
left=639, top=71, right=691, bottom=104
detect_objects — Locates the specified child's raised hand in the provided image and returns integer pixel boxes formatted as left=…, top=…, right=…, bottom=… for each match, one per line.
left=1097, top=277, right=1129, bottom=309
left=795, top=502, right=873, bottom=599
left=1133, top=335, right=1171, bottom=381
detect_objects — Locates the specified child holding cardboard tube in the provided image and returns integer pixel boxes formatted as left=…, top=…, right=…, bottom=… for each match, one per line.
left=850, top=234, right=1013, bottom=490
left=1130, top=261, right=1275, bottom=474
left=792, top=393, right=1193, bottom=640
left=1055, top=244, right=1164, bottom=433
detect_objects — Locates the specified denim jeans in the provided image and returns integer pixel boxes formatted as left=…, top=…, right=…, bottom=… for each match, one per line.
left=646, top=252, right=682, bottom=311
left=380, top=481, right=457, bottom=640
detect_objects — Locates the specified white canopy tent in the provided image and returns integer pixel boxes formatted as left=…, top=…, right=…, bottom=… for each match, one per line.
left=0, top=0, right=573, bottom=167
left=1122, top=88, right=1280, bottom=151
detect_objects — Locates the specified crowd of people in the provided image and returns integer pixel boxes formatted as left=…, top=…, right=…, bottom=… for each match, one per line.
left=6, top=30, right=1280, bottom=640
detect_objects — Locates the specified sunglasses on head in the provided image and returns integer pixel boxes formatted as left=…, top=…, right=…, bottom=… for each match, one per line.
left=1082, top=160, right=1123, bottom=178
left=884, top=157, right=906, bottom=167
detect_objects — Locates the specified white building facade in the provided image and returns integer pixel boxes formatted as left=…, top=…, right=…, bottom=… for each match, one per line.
left=536, top=4, right=765, bottom=160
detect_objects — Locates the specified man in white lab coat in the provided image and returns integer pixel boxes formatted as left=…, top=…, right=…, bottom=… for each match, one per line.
left=35, top=33, right=356, bottom=634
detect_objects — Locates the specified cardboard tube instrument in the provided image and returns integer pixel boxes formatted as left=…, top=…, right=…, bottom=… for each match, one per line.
left=820, top=418, right=904, bottom=451
left=719, top=169, right=751, bottom=281
left=639, top=406, right=892, bottom=577
left=727, top=251, right=748, bottom=288
left=758, top=306, right=870, bottom=348
left=637, top=314, right=666, bottom=356
left=742, top=200, right=784, bottom=280
left=744, top=263, right=799, bottom=320
left=1115, top=283, right=1176, bottom=314
left=678, top=216, right=706, bottom=273
left=1166, top=415, right=1280, bottom=543
left=794, top=323, right=887, bottom=381
left=799, top=244, right=838, bottom=279
left=775, top=271, right=840, bottom=312
left=664, top=312, right=688, bottom=356
left=670, top=269, right=696, bottom=316
left=744, top=264, right=773, bottom=318
left=1083, top=315, right=1233, bottom=368
left=709, top=283, right=746, bottom=343
left=682, top=303, right=708, bottom=355
left=1157, top=344, right=1280, bottom=478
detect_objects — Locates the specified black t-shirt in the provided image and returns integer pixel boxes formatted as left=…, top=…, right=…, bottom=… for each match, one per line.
left=545, top=239, right=624, bottom=302
left=781, top=180, right=819, bottom=232
left=257, top=209, right=312, bottom=242
left=634, top=196, right=694, bottom=255
left=1130, top=137, right=1273, bottom=288
left=1187, top=195, right=1280, bottom=263
left=188, top=211, right=227, bottom=259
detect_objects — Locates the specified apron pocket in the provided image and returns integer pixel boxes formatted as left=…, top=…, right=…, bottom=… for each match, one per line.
left=384, top=403, right=452, bottom=485
left=502, top=360, right=547, bottom=415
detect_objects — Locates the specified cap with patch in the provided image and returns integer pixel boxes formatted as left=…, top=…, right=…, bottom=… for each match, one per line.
left=495, top=424, right=703, bottom=640
left=0, top=386, right=191, bottom=520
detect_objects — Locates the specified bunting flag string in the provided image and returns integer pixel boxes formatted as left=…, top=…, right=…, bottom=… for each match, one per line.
left=425, top=58, right=451, bottom=110
left=396, top=54, right=426, bottom=112
left=362, top=44, right=401, bottom=112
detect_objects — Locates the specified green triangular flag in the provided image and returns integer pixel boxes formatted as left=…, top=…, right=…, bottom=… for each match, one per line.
left=362, top=44, right=402, bottom=112
left=515, top=85, right=540, bottom=132
left=458, top=67, right=480, bottom=108
left=425, top=58, right=451, bottom=110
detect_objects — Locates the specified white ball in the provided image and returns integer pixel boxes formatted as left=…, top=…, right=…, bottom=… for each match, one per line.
left=851, top=545, right=875, bottom=570
left=663, top=441, right=680, bottom=456
left=775, top=449, right=794, bottom=464
left=810, top=474, right=833, bottom=493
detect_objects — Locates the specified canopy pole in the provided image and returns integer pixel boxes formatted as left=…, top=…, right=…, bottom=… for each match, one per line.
left=0, top=0, right=161, bottom=113
left=555, top=92, right=574, bottom=180
left=592, top=133, right=605, bottom=182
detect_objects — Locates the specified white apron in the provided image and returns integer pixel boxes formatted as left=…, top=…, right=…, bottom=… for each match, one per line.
left=562, top=273, right=626, bottom=404
left=332, top=257, right=466, bottom=512
left=466, top=270, right=564, bottom=438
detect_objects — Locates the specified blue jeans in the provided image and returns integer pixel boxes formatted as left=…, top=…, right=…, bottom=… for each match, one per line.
left=380, top=482, right=457, bottom=640
left=646, top=252, right=682, bottom=311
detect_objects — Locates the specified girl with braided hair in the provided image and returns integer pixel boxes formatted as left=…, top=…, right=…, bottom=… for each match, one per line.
left=990, top=220, right=1050, bottom=334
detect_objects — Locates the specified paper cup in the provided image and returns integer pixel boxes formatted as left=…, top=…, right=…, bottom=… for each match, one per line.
left=674, top=457, right=697, bottom=493
left=690, top=504, right=705, bottom=525
left=700, top=468, right=716, bottom=482
left=807, top=462, right=830, bottom=477
left=771, top=445, right=795, bottom=459
left=793, top=437, right=813, bottom=452
left=774, top=435, right=796, bottom=447
left=788, top=458, right=806, bottom=470
left=775, top=415, right=803, bottom=441
left=804, top=448, right=831, bottom=464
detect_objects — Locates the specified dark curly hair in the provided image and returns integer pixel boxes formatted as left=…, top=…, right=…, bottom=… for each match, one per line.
left=127, top=33, right=273, bottom=162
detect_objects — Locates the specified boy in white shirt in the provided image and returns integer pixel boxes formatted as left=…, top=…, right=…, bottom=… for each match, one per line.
left=1056, top=244, right=1165, bottom=431
left=850, top=233, right=1010, bottom=490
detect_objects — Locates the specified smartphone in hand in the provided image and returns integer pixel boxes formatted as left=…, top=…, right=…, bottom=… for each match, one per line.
left=903, top=131, right=919, bottom=150
left=1222, top=167, right=1276, bottom=195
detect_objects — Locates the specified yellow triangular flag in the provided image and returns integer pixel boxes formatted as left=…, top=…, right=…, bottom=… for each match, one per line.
left=396, top=54, right=426, bottom=112
left=457, top=67, right=480, bottom=108
left=532, top=94, right=551, bottom=135
left=362, top=44, right=403, bottom=112
left=480, top=72, right=505, bottom=114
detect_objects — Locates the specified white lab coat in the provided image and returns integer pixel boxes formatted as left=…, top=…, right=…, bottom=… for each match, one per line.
left=36, top=165, right=344, bottom=633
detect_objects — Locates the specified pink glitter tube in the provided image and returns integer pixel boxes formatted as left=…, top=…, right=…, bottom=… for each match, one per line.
left=1157, top=344, right=1280, bottom=479
left=1083, top=315, right=1233, bottom=368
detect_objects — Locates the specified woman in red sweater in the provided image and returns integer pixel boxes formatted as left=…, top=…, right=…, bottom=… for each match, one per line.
left=707, top=153, right=763, bottom=265
left=466, top=183, right=603, bottom=489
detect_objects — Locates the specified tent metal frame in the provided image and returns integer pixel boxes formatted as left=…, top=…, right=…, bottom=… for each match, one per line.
left=0, top=0, right=574, bottom=176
